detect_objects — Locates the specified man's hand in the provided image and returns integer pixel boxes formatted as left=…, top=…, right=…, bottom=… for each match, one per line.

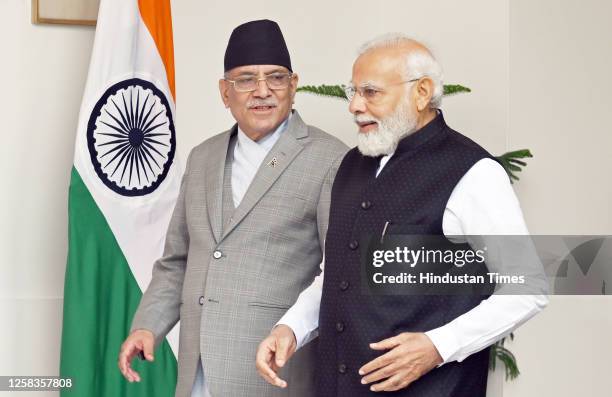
left=118, top=329, right=155, bottom=382
left=359, top=332, right=443, bottom=392
left=255, top=325, right=297, bottom=388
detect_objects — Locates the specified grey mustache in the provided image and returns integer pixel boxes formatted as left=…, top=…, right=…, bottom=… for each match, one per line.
left=247, top=100, right=278, bottom=108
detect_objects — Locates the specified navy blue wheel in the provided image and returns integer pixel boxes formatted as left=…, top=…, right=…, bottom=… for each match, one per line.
left=87, top=78, right=176, bottom=196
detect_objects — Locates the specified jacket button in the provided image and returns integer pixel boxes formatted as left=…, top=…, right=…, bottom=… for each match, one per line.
left=361, top=200, right=371, bottom=210
left=336, top=322, right=345, bottom=332
left=339, top=280, right=349, bottom=291
left=348, top=240, right=359, bottom=250
left=338, top=363, right=347, bottom=374
left=213, top=250, right=222, bottom=259
left=198, top=296, right=205, bottom=305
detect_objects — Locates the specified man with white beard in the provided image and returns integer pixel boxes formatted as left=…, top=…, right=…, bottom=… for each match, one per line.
left=256, top=34, right=547, bottom=396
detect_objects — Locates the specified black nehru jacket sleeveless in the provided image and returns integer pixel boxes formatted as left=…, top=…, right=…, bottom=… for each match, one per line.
left=317, top=112, right=497, bottom=397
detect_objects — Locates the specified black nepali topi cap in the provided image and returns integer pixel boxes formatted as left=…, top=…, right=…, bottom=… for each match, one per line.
left=224, top=19, right=292, bottom=72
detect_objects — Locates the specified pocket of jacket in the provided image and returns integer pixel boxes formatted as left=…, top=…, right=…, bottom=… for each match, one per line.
left=248, top=302, right=291, bottom=311
left=386, top=223, right=432, bottom=235
left=260, top=193, right=309, bottom=221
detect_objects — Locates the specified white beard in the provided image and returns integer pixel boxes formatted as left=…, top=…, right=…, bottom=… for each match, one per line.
left=356, top=101, right=418, bottom=157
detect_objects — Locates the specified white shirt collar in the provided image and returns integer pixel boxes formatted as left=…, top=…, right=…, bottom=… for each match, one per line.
left=236, top=112, right=292, bottom=153
left=231, top=113, right=292, bottom=207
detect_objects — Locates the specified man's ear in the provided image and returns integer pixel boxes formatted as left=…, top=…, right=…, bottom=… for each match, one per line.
left=415, top=77, right=434, bottom=112
left=219, top=79, right=230, bottom=108
left=289, top=73, right=299, bottom=104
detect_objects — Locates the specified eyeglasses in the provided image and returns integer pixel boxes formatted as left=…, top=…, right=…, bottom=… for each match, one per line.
left=224, top=72, right=294, bottom=92
left=344, top=78, right=421, bottom=104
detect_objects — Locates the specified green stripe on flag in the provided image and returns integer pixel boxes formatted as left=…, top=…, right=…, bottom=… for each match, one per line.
left=60, top=167, right=177, bottom=396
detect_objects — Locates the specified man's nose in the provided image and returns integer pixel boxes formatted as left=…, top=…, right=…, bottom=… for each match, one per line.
left=253, top=78, right=271, bottom=98
left=348, top=92, right=366, bottom=114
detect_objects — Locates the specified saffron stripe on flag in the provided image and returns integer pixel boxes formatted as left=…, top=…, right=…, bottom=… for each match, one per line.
left=138, top=0, right=176, bottom=100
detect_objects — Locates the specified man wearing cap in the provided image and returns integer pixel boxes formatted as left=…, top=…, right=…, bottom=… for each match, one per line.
left=118, top=20, right=347, bottom=397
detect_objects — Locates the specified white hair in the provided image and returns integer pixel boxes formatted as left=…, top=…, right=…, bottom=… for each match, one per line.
left=355, top=95, right=417, bottom=156
left=357, top=33, right=444, bottom=108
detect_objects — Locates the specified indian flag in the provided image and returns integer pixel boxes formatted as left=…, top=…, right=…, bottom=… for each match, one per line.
left=60, top=0, right=180, bottom=395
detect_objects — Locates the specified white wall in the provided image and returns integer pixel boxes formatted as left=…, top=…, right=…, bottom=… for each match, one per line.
left=0, top=0, right=610, bottom=396
left=0, top=2, right=94, bottom=396
left=173, top=0, right=510, bottom=161
left=505, top=1, right=612, bottom=396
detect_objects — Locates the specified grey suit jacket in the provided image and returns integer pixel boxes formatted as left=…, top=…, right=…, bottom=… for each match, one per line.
left=131, top=111, right=348, bottom=397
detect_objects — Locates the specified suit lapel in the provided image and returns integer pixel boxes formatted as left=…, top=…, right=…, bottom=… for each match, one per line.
left=220, top=111, right=308, bottom=241
left=205, top=127, right=234, bottom=244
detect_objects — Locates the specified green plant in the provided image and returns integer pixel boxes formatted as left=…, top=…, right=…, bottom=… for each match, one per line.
left=297, top=84, right=532, bottom=183
left=497, top=149, right=533, bottom=183
left=489, top=333, right=520, bottom=380
left=297, top=84, right=348, bottom=99
left=297, top=83, right=527, bottom=380
left=297, top=83, right=473, bottom=99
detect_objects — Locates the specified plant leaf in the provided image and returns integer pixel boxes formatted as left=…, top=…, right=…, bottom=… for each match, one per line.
left=496, top=149, right=533, bottom=183
left=297, top=85, right=347, bottom=99
left=489, top=340, right=520, bottom=381
left=297, top=83, right=472, bottom=100
left=296, top=83, right=532, bottom=187
left=443, top=84, right=472, bottom=95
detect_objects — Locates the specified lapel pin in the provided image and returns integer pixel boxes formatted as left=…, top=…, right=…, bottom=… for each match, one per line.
left=267, top=157, right=278, bottom=168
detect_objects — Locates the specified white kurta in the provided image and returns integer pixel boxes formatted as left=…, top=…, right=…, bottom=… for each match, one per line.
left=278, top=156, right=548, bottom=364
